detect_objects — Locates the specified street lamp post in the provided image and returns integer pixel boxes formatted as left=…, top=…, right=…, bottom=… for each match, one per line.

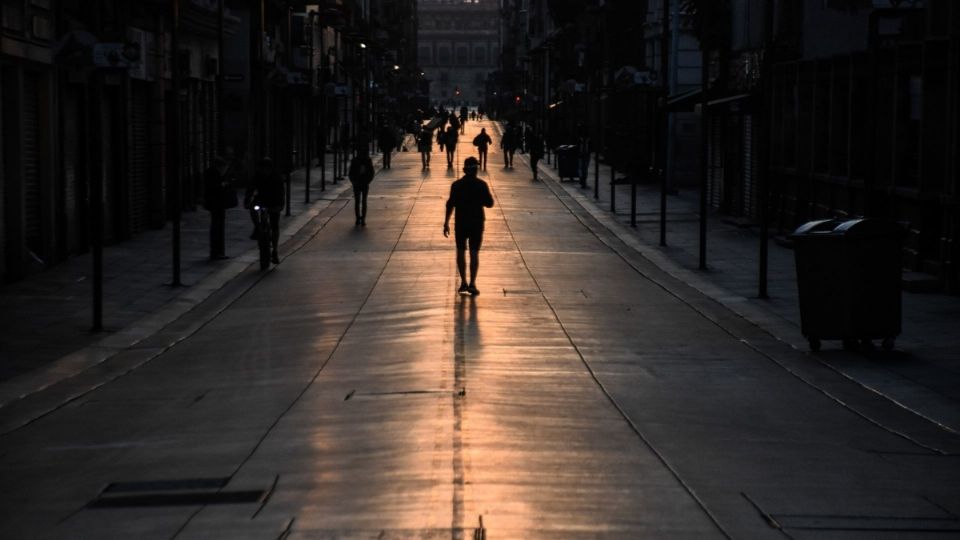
left=305, top=12, right=314, bottom=202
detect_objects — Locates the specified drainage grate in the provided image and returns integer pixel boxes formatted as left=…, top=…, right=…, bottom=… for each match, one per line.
left=89, top=477, right=266, bottom=508
left=103, top=477, right=229, bottom=493
left=502, top=289, right=541, bottom=296
left=346, top=389, right=461, bottom=400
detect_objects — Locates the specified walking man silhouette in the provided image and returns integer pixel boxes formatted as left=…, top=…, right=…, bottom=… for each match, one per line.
left=444, top=124, right=459, bottom=169
left=473, top=127, right=492, bottom=171
left=443, top=157, right=494, bottom=296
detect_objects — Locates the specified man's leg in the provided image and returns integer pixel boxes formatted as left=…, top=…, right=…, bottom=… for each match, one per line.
left=456, top=248, right=467, bottom=289
left=360, top=186, right=368, bottom=223
left=249, top=208, right=259, bottom=239
left=209, top=210, right=223, bottom=258
left=353, top=188, right=362, bottom=223
left=269, top=211, right=281, bottom=263
left=468, top=248, right=479, bottom=286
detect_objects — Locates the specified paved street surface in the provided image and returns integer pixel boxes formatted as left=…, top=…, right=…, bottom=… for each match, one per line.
left=1, top=120, right=959, bottom=539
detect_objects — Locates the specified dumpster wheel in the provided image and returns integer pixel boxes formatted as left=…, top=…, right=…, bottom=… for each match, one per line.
left=808, top=337, right=821, bottom=352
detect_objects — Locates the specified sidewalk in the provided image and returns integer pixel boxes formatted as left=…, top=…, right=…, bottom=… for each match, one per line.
left=496, top=123, right=960, bottom=433
left=0, top=153, right=364, bottom=403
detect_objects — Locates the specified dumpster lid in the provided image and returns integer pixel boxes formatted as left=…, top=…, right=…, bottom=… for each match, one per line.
left=791, top=219, right=842, bottom=236
left=791, top=218, right=902, bottom=238
left=834, top=218, right=903, bottom=238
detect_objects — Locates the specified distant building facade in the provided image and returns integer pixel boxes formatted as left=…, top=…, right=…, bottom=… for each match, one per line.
left=417, top=0, right=499, bottom=106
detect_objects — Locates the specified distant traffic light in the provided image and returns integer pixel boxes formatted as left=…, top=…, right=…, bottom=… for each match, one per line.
left=455, top=86, right=461, bottom=97
left=514, top=95, right=521, bottom=105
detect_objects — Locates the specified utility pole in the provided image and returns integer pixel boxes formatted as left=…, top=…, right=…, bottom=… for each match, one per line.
left=170, top=0, right=183, bottom=287
left=659, top=0, right=670, bottom=247
left=90, top=73, right=104, bottom=331
left=758, top=0, right=775, bottom=299
left=699, top=1, right=709, bottom=271
left=217, top=0, right=224, bottom=155
left=319, top=17, right=327, bottom=192
left=305, top=12, right=313, bottom=203
left=285, top=7, right=292, bottom=217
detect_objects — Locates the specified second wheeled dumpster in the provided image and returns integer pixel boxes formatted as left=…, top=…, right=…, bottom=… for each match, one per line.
left=791, top=218, right=903, bottom=352
left=555, top=145, right=578, bottom=181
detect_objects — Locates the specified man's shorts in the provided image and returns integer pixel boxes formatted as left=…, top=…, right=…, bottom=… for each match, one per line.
left=455, top=224, right=484, bottom=252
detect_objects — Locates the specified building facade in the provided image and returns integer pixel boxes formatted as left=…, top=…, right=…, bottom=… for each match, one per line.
left=0, top=0, right=419, bottom=284
left=498, top=0, right=959, bottom=291
left=417, top=0, right=498, bottom=106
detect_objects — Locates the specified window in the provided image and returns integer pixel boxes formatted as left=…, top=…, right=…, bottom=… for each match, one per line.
left=456, top=47, right=469, bottom=65
left=418, top=47, right=432, bottom=64
left=474, top=47, right=486, bottom=65
left=438, top=47, right=450, bottom=65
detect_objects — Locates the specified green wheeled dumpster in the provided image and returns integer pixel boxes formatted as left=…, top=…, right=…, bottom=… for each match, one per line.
left=791, top=218, right=903, bottom=352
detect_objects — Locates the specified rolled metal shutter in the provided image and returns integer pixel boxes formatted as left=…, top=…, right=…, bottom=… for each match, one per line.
left=129, top=82, right=149, bottom=234
left=101, top=90, right=116, bottom=244
left=62, top=90, right=81, bottom=253
left=742, top=113, right=758, bottom=220
left=22, top=72, right=41, bottom=255
left=708, top=115, right=724, bottom=209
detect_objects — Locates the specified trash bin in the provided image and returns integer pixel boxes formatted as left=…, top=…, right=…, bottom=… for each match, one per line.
left=555, top=145, right=578, bottom=181
left=791, top=218, right=903, bottom=352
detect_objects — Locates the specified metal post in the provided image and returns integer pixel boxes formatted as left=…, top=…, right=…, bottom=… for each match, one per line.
left=170, top=0, right=183, bottom=287
left=610, top=166, right=616, bottom=213
left=89, top=76, right=103, bottom=331
left=699, top=33, right=709, bottom=271
left=217, top=0, right=224, bottom=154
left=319, top=17, right=326, bottom=192
left=659, top=0, right=670, bottom=247
left=594, top=147, right=599, bottom=200
left=758, top=0, right=774, bottom=299
left=305, top=15, right=313, bottom=203
left=285, top=7, right=292, bottom=217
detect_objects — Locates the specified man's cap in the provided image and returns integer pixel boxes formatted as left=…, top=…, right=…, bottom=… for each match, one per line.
left=463, top=157, right=479, bottom=170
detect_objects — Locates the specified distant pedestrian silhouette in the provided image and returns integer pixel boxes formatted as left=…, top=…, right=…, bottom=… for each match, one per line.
left=418, top=126, right=433, bottom=170
left=444, top=157, right=494, bottom=296
left=444, top=124, right=459, bottom=169
left=473, top=128, right=492, bottom=171
left=246, top=157, right=284, bottom=264
left=378, top=122, right=396, bottom=169
left=527, top=130, right=544, bottom=181
left=576, top=123, right=591, bottom=185
left=500, top=125, right=519, bottom=168
left=203, top=156, right=237, bottom=260
left=348, top=145, right=374, bottom=226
